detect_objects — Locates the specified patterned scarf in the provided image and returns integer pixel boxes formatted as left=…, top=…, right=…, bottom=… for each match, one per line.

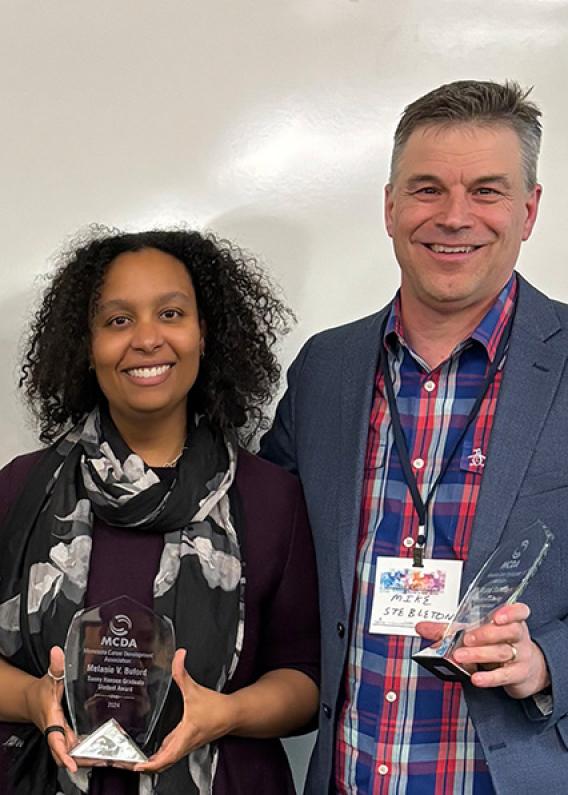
left=0, top=408, right=245, bottom=795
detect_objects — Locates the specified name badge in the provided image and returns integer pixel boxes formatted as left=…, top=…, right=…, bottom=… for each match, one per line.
left=369, top=556, right=463, bottom=636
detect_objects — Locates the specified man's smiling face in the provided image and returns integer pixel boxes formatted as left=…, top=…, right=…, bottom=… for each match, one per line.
left=384, top=123, right=541, bottom=316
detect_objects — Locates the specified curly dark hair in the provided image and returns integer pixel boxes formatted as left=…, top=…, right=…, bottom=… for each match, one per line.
left=20, top=226, right=294, bottom=445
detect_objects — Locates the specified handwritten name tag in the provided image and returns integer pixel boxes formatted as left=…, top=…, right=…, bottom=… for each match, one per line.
left=369, top=556, right=463, bottom=637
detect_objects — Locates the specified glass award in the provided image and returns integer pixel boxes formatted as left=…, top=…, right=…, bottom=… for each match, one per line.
left=412, top=520, right=553, bottom=684
left=64, top=595, right=175, bottom=765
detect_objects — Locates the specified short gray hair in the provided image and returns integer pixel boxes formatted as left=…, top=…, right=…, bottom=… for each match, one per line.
left=390, top=80, right=542, bottom=190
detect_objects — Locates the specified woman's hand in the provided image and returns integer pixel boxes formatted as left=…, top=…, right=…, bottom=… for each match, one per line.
left=26, top=646, right=78, bottom=773
left=134, top=649, right=235, bottom=774
left=416, top=603, right=550, bottom=699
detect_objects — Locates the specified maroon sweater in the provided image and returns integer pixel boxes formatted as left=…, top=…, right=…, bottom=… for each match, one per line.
left=0, top=449, right=320, bottom=795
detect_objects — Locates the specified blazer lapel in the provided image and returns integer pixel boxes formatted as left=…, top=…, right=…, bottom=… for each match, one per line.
left=463, top=277, right=568, bottom=590
left=336, top=308, right=389, bottom=609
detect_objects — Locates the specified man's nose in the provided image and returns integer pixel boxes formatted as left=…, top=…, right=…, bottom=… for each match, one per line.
left=435, top=191, right=473, bottom=231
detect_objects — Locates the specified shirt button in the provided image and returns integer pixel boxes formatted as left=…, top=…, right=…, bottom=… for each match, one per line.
left=413, top=457, right=425, bottom=469
left=424, top=380, right=436, bottom=392
left=378, top=764, right=389, bottom=775
left=385, top=691, right=397, bottom=703
left=403, top=536, right=414, bottom=548
left=322, top=703, right=332, bottom=719
left=337, top=622, right=345, bottom=638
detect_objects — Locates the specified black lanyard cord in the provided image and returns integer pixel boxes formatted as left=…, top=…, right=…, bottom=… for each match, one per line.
left=380, top=308, right=515, bottom=566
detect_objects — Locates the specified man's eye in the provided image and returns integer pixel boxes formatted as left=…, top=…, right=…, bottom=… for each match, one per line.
left=415, top=187, right=439, bottom=195
left=476, top=187, right=499, bottom=196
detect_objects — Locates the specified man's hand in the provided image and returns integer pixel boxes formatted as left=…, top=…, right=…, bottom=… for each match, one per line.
left=134, top=649, right=235, bottom=774
left=416, top=603, right=550, bottom=699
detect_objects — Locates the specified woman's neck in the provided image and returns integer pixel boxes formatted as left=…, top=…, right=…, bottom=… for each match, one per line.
left=109, top=407, right=187, bottom=468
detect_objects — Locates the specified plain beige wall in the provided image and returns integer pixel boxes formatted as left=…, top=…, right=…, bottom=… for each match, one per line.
left=1, top=0, right=567, bottom=787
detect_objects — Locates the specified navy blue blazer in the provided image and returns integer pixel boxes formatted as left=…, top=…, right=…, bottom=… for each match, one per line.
left=261, top=274, right=568, bottom=794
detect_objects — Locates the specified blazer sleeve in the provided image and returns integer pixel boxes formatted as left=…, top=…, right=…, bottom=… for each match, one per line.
left=259, top=337, right=314, bottom=475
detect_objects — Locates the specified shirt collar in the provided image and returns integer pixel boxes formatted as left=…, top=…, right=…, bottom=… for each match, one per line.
left=383, top=273, right=518, bottom=364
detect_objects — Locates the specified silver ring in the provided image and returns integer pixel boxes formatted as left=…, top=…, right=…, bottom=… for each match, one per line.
left=47, top=667, right=65, bottom=682
left=507, top=643, right=518, bottom=663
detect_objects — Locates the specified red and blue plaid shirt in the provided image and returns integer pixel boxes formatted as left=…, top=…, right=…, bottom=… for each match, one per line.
left=335, top=275, right=517, bottom=795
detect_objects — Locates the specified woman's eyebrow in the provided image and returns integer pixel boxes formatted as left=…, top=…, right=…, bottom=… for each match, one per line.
left=96, top=291, right=193, bottom=313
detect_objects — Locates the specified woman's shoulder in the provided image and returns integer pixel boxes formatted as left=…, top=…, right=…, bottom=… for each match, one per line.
left=235, top=449, right=302, bottom=497
left=0, top=449, right=47, bottom=522
left=0, top=448, right=46, bottom=481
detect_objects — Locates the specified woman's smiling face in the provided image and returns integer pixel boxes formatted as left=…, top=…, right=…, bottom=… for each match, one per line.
left=90, top=247, right=204, bottom=429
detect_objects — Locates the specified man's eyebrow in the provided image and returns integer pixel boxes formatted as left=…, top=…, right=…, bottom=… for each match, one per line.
left=404, top=174, right=513, bottom=190
left=472, top=174, right=512, bottom=189
left=404, top=174, right=443, bottom=188
left=95, top=291, right=193, bottom=313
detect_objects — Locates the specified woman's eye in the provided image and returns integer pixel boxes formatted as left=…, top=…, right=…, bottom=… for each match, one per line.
left=107, top=316, right=130, bottom=328
left=161, top=309, right=182, bottom=320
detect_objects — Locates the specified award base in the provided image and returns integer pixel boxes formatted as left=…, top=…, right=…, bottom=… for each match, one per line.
left=71, top=718, right=148, bottom=764
left=412, top=632, right=476, bottom=684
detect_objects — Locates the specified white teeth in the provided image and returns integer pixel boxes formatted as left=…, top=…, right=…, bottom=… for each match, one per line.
left=429, top=244, right=476, bottom=254
left=127, top=365, right=171, bottom=378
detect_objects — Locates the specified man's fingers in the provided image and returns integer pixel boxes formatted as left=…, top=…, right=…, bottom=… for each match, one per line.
left=491, top=602, right=531, bottom=625
left=454, top=641, right=521, bottom=667
left=415, top=621, right=447, bottom=642
left=470, top=660, right=529, bottom=689
left=462, top=621, right=525, bottom=648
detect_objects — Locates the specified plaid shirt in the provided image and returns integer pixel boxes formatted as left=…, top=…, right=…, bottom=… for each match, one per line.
left=335, top=275, right=517, bottom=795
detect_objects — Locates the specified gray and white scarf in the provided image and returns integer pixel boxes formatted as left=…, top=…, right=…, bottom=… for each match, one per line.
left=0, top=408, right=245, bottom=795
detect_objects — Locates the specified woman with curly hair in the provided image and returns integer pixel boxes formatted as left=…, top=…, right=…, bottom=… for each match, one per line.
left=0, top=228, right=320, bottom=795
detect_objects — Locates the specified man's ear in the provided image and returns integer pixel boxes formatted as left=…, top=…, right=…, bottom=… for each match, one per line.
left=522, top=183, right=542, bottom=241
left=384, top=183, right=395, bottom=238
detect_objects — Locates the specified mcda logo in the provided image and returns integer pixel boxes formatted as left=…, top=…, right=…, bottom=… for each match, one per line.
left=101, top=613, right=137, bottom=648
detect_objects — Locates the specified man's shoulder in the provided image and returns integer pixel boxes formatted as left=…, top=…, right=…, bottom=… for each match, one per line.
left=516, top=274, right=568, bottom=336
left=303, top=306, right=390, bottom=353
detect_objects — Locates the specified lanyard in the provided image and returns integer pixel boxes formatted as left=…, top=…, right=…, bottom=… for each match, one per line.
left=380, top=310, right=515, bottom=567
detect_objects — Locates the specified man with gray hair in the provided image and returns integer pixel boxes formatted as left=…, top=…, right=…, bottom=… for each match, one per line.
left=262, top=80, right=568, bottom=793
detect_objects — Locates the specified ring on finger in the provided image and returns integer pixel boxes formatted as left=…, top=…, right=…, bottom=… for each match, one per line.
left=47, top=667, right=65, bottom=682
left=44, top=725, right=66, bottom=739
left=505, top=642, right=518, bottom=664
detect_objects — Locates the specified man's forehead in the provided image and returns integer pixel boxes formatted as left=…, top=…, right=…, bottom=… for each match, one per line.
left=393, top=122, right=524, bottom=180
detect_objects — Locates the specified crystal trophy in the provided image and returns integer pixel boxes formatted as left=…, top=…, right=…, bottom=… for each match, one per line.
left=412, top=520, right=553, bottom=683
left=64, top=595, right=175, bottom=764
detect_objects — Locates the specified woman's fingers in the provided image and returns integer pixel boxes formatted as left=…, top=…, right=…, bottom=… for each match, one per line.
left=48, top=646, right=65, bottom=681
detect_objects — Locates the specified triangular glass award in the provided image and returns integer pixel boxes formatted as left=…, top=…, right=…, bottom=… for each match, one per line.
left=412, top=519, right=553, bottom=683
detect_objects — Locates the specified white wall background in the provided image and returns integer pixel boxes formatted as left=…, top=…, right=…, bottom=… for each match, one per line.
left=2, top=0, right=567, bottom=787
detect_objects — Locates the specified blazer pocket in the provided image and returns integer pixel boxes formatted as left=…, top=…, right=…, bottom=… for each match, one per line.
left=518, top=469, right=568, bottom=499
left=555, top=714, right=568, bottom=750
